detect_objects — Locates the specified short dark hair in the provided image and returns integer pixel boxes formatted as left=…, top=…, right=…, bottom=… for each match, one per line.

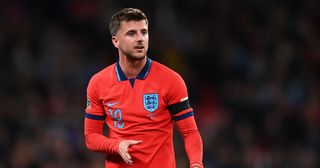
left=109, top=8, right=148, bottom=36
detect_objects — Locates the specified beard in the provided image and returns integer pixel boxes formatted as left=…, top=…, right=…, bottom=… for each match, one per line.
left=120, top=47, right=148, bottom=61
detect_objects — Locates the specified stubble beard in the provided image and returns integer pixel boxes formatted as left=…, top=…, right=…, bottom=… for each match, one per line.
left=121, top=48, right=147, bottom=61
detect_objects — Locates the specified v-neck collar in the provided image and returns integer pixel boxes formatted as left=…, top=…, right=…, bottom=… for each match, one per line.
left=115, top=57, right=152, bottom=82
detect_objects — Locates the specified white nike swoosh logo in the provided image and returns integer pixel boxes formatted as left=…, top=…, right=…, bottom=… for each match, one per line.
left=107, top=102, right=119, bottom=107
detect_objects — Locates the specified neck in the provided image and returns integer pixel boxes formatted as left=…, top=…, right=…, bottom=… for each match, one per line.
left=119, top=55, right=147, bottom=79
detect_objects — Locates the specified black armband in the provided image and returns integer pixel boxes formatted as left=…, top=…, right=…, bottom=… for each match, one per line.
left=168, top=100, right=191, bottom=115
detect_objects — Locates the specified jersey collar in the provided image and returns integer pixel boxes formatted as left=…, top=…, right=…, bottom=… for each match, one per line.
left=115, top=57, right=152, bottom=81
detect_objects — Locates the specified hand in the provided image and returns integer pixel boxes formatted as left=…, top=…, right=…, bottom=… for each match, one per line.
left=118, top=140, right=142, bottom=165
left=191, top=163, right=202, bottom=168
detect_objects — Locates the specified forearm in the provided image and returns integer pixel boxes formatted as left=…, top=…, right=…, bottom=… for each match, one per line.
left=84, top=118, right=120, bottom=153
left=183, top=130, right=203, bottom=168
left=176, top=116, right=203, bottom=168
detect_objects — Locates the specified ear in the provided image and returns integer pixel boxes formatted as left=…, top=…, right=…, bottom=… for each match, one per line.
left=112, top=36, right=119, bottom=48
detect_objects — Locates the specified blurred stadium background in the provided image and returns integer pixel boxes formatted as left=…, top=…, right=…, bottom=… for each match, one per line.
left=0, top=0, right=319, bottom=167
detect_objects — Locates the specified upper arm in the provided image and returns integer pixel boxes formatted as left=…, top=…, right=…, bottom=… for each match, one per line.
left=85, top=76, right=105, bottom=120
left=166, top=73, right=194, bottom=121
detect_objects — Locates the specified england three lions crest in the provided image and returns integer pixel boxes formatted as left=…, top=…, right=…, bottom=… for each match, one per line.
left=143, top=93, right=158, bottom=112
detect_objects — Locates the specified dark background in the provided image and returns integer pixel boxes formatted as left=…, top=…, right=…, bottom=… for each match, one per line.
left=0, top=0, right=320, bottom=167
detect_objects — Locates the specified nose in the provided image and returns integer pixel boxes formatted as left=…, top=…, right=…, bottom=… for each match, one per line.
left=136, top=32, right=144, bottom=42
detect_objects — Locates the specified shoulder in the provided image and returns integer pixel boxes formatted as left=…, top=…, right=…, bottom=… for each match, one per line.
left=151, top=60, right=183, bottom=81
left=151, top=60, right=185, bottom=84
left=88, top=63, right=116, bottom=86
left=151, top=60, right=189, bottom=102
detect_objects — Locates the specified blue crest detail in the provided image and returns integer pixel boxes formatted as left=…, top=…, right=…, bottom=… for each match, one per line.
left=143, top=93, right=159, bottom=112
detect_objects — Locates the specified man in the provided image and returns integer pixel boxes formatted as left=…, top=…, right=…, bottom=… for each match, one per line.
left=84, top=8, right=203, bottom=168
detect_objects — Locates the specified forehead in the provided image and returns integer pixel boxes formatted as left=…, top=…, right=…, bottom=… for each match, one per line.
left=119, top=20, right=148, bottom=32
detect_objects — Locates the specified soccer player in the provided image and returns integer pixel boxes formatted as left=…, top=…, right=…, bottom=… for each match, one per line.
left=84, top=8, right=203, bottom=168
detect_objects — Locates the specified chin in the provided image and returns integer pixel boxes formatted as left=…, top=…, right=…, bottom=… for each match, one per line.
left=132, top=52, right=147, bottom=60
left=127, top=54, right=146, bottom=61
left=134, top=55, right=146, bottom=60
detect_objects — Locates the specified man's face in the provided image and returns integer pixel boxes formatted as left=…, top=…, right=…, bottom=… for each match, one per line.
left=112, top=20, right=149, bottom=60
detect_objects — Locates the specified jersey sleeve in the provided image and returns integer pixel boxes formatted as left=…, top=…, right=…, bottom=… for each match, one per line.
left=175, top=116, right=203, bottom=168
left=84, top=76, right=120, bottom=154
left=85, top=76, right=105, bottom=117
left=167, top=72, right=203, bottom=167
left=167, top=72, right=193, bottom=121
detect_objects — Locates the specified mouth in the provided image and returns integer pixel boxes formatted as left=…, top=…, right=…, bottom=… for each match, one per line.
left=134, top=46, right=144, bottom=49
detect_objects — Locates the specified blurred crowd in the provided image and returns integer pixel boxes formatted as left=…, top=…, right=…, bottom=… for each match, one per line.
left=0, top=0, right=320, bottom=167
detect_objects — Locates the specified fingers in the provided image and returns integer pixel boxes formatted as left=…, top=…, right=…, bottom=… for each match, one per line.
left=118, top=140, right=142, bottom=165
left=191, top=163, right=202, bottom=168
left=119, top=146, right=132, bottom=165
left=127, top=140, right=143, bottom=145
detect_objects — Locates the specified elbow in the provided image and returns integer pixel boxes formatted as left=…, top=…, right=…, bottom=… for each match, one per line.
left=84, top=134, right=97, bottom=151
left=85, top=141, right=93, bottom=151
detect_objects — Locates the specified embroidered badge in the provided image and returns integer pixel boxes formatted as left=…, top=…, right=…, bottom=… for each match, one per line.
left=143, top=93, right=158, bottom=112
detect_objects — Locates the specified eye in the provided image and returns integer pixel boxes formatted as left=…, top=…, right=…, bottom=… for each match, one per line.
left=127, top=31, right=135, bottom=37
left=141, top=30, right=148, bottom=35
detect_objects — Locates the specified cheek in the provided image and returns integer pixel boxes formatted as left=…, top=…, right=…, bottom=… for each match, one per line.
left=144, top=36, right=149, bottom=44
left=119, top=39, right=130, bottom=48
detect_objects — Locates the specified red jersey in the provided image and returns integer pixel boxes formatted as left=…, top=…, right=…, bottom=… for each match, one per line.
left=85, top=58, right=203, bottom=168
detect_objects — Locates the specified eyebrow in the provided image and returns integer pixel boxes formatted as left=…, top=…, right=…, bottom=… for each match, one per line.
left=125, top=28, right=148, bottom=33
